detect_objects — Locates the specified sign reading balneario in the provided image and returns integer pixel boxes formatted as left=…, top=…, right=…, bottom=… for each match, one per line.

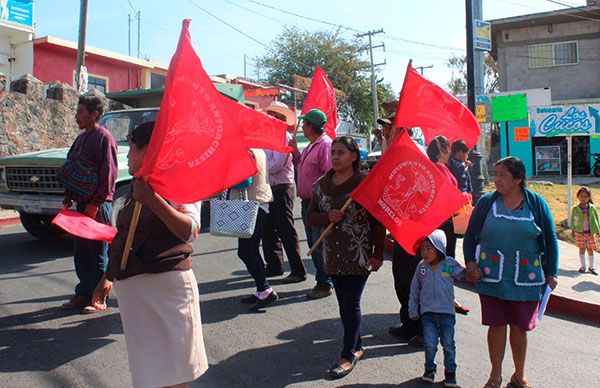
left=529, top=104, right=600, bottom=137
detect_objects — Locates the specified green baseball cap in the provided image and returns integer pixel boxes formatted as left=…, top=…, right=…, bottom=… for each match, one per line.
left=298, top=108, right=327, bottom=126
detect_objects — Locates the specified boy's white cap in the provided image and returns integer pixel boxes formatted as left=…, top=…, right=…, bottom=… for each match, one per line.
left=425, top=229, right=447, bottom=259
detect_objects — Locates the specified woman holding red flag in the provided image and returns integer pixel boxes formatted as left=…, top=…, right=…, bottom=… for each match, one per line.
left=426, top=136, right=458, bottom=259
left=307, top=136, right=386, bottom=379
left=90, top=122, right=208, bottom=388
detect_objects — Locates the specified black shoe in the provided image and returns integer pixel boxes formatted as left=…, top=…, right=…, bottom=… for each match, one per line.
left=306, top=285, right=333, bottom=299
left=328, top=359, right=356, bottom=379
left=422, top=369, right=436, bottom=383
left=240, top=294, right=258, bottom=304
left=249, top=291, right=278, bottom=312
left=443, top=371, right=458, bottom=387
left=282, top=274, right=307, bottom=284
left=265, top=268, right=284, bottom=278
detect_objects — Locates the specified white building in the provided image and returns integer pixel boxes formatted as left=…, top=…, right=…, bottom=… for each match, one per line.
left=0, top=0, right=34, bottom=88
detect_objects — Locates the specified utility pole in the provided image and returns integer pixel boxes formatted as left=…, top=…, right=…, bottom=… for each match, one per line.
left=415, top=64, right=433, bottom=76
left=466, top=0, right=486, bottom=202
left=75, top=0, right=88, bottom=93
left=137, top=10, right=141, bottom=59
left=128, top=13, right=131, bottom=89
left=356, top=29, right=385, bottom=152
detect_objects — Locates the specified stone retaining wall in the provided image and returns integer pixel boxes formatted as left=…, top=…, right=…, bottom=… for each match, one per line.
left=0, top=74, right=117, bottom=158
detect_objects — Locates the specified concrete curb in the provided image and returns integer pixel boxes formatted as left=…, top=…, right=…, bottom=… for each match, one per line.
left=383, top=238, right=600, bottom=325
left=547, top=293, right=600, bottom=324
left=0, top=217, right=20, bottom=228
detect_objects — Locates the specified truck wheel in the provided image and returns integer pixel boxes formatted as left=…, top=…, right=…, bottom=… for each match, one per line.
left=111, top=184, right=131, bottom=227
left=19, top=212, right=66, bottom=240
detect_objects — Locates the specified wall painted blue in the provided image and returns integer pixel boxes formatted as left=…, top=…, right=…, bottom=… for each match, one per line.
left=500, top=119, right=534, bottom=177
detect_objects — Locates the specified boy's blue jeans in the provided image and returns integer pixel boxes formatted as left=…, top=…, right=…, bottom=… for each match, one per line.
left=421, top=312, right=457, bottom=373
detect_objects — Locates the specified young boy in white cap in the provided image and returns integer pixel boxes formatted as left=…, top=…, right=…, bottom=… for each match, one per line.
left=409, top=229, right=465, bottom=388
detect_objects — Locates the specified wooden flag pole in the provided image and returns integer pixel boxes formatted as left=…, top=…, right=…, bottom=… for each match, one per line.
left=306, top=196, right=353, bottom=256
left=119, top=177, right=147, bottom=271
left=292, top=116, right=301, bottom=144
left=119, top=201, right=142, bottom=270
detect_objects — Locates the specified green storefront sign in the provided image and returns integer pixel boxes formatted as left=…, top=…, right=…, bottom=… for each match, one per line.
left=491, top=94, right=528, bottom=122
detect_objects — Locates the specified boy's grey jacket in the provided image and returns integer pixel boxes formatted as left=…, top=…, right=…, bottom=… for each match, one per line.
left=408, top=255, right=465, bottom=317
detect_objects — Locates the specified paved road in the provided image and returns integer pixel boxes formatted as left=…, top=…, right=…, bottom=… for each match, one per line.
left=1, top=212, right=599, bottom=387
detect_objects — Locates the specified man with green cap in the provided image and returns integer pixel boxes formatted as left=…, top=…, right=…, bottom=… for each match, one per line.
left=293, top=108, right=334, bottom=299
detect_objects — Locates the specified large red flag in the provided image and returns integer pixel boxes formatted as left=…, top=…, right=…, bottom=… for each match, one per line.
left=136, top=20, right=257, bottom=203
left=393, top=63, right=480, bottom=149
left=220, top=96, right=291, bottom=153
left=302, top=66, right=338, bottom=140
left=351, top=132, right=467, bottom=254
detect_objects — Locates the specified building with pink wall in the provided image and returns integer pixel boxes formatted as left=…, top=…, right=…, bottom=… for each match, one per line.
left=33, top=36, right=167, bottom=93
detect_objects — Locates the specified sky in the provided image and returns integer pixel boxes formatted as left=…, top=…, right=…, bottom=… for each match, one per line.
left=32, top=0, right=588, bottom=94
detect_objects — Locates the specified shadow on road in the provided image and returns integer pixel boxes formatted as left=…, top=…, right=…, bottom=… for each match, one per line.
left=0, top=309, right=123, bottom=372
left=199, top=313, right=421, bottom=386
left=0, top=232, right=72, bottom=275
left=339, top=379, right=425, bottom=387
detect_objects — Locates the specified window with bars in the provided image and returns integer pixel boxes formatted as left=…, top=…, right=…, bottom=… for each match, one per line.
left=528, top=41, right=578, bottom=68
left=87, top=76, right=107, bottom=93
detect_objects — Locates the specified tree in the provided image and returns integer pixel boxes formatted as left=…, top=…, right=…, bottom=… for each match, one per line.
left=446, top=53, right=499, bottom=96
left=256, top=26, right=394, bottom=131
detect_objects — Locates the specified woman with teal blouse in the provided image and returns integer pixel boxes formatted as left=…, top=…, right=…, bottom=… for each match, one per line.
left=463, top=157, right=558, bottom=388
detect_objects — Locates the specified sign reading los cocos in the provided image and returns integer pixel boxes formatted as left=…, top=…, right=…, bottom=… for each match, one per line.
left=529, top=104, right=600, bottom=137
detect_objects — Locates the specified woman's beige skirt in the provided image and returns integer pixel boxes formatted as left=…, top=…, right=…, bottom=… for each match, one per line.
left=114, top=269, right=208, bottom=388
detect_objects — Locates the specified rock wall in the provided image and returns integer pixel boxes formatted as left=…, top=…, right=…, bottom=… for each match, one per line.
left=0, top=74, right=115, bottom=158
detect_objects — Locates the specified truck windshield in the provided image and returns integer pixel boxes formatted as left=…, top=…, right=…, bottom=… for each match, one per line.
left=99, top=109, right=158, bottom=143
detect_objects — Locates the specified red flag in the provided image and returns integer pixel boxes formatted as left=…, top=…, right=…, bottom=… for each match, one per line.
left=302, top=66, right=338, bottom=140
left=220, top=96, right=291, bottom=153
left=351, top=132, right=467, bottom=254
left=136, top=20, right=257, bottom=203
left=52, top=209, right=117, bottom=242
left=393, top=64, right=480, bottom=149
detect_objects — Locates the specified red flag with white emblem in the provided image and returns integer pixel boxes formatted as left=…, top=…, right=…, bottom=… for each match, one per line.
left=220, top=96, right=291, bottom=153
left=393, top=63, right=480, bottom=149
left=135, top=19, right=257, bottom=203
left=302, top=66, right=338, bottom=140
left=351, top=132, right=467, bottom=254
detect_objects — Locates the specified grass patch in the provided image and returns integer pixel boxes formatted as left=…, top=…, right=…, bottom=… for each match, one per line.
left=527, top=182, right=573, bottom=245
left=484, top=181, right=600, bottom=249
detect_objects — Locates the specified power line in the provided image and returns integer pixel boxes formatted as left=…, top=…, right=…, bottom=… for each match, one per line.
left=492, top=0, right=545, bottom=11
left=222, top=0, right=286, bottom=24
left=237, top=0, right=363, bottom=33
left=237, top=0, right=464, bottom=51
left=125, top=0, right=137, bottom=13
left=384, top=33, right=464, bottom=51
left=544, top=0, right=600, bottom=17
left=186, top=0, right=272, bottom=51
left=142, top=19, right=256, bottom=65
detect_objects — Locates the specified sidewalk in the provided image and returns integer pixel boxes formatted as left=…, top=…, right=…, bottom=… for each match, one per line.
left=383, top=236, right=600, bottom=324
left=0, top=209, right=19, bottom=227
left=454, top=238, right=600, bottom=324
left=1, top=208, right=598, bottom=323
